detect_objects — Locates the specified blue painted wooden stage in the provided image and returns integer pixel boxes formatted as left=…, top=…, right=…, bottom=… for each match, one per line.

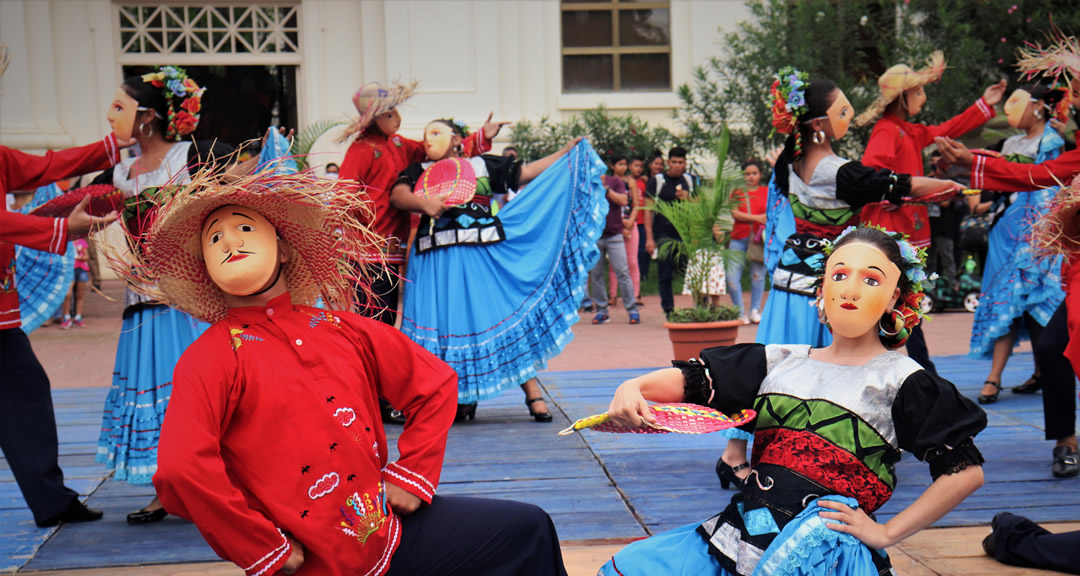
left=2, top=352, right=1078, bottom=572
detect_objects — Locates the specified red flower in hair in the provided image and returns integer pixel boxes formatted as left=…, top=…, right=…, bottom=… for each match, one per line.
left=181, top=96, right=201, bottom=115
left=173, top=111, right=198, bottom=136
left=151, top=79, right=164, bottom=88
left=771, top=83, right=795, bottom=134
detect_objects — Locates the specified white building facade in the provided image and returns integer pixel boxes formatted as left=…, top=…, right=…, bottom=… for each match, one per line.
left=1, top=0, right=749, bottom=160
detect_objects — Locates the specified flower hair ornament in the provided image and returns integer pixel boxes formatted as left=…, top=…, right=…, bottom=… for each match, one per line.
left=140, top=66, right=205, bottom=141
left=819, top=225, right=933, bottom=349
left=770, top=67, right=810, bottom=155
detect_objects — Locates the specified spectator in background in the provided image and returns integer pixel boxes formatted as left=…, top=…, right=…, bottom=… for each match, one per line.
left=590, top=154, right=640, bottom=325
left=645, top=147, right=694, bottom=317
left=609, top=155, right=643, bottom=306
left=503, top=145, right=519, bottom=160
left=927, top=151, right=961, bottom=291
left=324, top=162, right=339, bottom=179
left=639, top=151, right=665, bottom=282
left=59, top=239, right=90, bottom=329
left=727, top=160, right=768, bottom=323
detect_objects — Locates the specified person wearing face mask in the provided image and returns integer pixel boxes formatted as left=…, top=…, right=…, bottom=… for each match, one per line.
left=324, top=163, right=340, bottom=179
left=964, top=83, right=1068, bottom=406
left=857, top=53, right=1006, bottom=377
left=390, top=120, right=602, bottom=423
left=599, top=226, right=986, bottom=576
left=89, top=66, right=236, bottom=525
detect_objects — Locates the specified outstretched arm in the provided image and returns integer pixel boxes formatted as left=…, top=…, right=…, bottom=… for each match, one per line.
left=518, top=137, right=584, bottom=186
left=607, top=368, right=687, bottom=428
left=819, top=465, right=983, bottom=548
left=910, top=176, right=963, bottom=198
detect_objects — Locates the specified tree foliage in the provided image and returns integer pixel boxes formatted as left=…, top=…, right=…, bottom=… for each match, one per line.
left=510, top=105, right=679, bottom=163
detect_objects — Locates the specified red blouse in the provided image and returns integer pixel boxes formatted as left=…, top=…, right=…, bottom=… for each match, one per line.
left=862, top=98, right=994, bottom=177
left=0, top=135, right=120, bottom=329
left=154, top=292, right=457, bottom=576
left=731, top=186, right=768, bottom=240
left=339, top=130, right=491, bottom=264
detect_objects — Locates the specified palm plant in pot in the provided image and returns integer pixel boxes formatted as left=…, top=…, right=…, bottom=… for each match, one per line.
left=652, top=126, right=745, bottom=360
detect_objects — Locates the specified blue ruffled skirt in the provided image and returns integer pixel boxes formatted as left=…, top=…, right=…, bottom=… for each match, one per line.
left=16, top=184, right=74, bottom=334
left=756, top=289, right=832, bottom=347
left=96, top=304, right=208, bottom=485
left=401, top=141, right=606, bottom=403
left=969, top=190, right=1064, bottom=359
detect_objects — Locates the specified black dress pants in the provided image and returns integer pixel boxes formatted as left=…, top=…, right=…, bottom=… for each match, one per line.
left=989, top=512, right=1080, bottom=574
left=1035, top=302, right=1077, bottom=440
left=0, top=328, right=78, bottom=523
left=357, top=263, right=401, bottom=327
left=386, top=495, right=568, bottom=576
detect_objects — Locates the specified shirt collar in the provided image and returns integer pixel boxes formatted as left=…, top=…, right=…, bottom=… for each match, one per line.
left=225, top=292, right=294, bottom=325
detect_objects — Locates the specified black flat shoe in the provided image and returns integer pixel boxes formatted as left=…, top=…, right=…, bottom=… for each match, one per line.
left=127, top=507, right=168, bottom=524
left=36, top=499, right=104, bottom=527
left=977, top=381, right=1001, bottom=405
left=454, top=403, right=477, bottom=423
left=981, top=532, right=995, bottom=557
left=715, top=458, right=750, bottom=490
left=1052, top=445, right=1080, bottom=478
left=1011, top=374, right=1042, bottom=394
left=526, top=397, right=553, bottom=422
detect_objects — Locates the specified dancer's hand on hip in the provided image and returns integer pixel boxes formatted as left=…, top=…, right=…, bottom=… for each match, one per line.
left=282, top=534, right=305, bottom=574
left=818, top=499, right=895, bottom=549
left=385, top=481, right=422, bottom=516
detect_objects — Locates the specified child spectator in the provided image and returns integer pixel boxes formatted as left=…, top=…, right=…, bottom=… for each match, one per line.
left=644, top=147, right=695, bottom=317
left=590, top=154, right=640, bottom=324
left=609, top=154, right=643, bottom=305
left=59, top=238, right=90, bottom=329
left=638, top=150, right=665, bottom=282
left=727, top=159, right=768, bottom=322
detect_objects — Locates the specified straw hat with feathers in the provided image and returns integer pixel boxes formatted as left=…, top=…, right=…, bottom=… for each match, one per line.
left=100, top=163, right=381, bottom=325
left=855, top=51, right=946, bottom=127
left=336, top=80, right=418, bottom=144
left=1032, top=174, right=1080, bottom=263
left=1017, top=27, right=1080, bottom=82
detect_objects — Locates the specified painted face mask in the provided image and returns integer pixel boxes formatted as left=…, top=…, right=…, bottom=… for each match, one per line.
left=826, top=91, right=853, bottom=140
left=107, top=87, right=140, bottom=141
left=424, top=122, right=455, bottom=162
left=821, top=242, right=901, bottom=339
left=201, top=206, right=281, bottom=297
left=1004, top=89, right=1033, bottom=128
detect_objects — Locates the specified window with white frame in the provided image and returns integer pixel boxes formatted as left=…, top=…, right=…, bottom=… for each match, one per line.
left=561, top=0, right=671, bottom=93
left=117, top=4, right=299, bottom=56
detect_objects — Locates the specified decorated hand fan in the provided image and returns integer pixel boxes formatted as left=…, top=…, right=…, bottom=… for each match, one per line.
left=415, top=158, right=477, bottom=207
left=31, top=184, right=124, bottom=218
left=559, top=403, right=756, bottom=436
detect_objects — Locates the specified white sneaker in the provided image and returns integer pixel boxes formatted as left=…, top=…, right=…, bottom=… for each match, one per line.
left=739, top=315, right=750, bottom=325
left=749, top=308, right=762, bottom=324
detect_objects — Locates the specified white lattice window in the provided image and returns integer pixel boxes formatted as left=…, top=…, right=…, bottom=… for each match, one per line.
left=117, top=4, right=299, bottom=56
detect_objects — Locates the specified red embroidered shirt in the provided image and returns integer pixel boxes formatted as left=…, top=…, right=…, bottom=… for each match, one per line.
left=153, top=292, right=457, bottom=576
left=339, top=130, right=490, bottom=263
left=971, top=147, right=1080, bottom=191
left=0, top=135, right=120, bottom=329
left=862, top=98, right=994, bottom=177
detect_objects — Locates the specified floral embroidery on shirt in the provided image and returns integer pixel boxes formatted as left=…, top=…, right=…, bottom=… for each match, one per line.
left=1, top=262, right=14, bottom=292
left=337, top=484, right=388, bottom=545
left=306, top=310, right=341, bottom=329
left=334, top=407, right=356, bottom=427
left=392, top=136, right=402, bottom=148
left=308, top=472, right=339, bottom=500
left=229, top=327, right=264, bottom=350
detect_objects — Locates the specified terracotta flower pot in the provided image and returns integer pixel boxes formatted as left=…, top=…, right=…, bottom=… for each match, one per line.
left=663, top=319, right=744, bottom=361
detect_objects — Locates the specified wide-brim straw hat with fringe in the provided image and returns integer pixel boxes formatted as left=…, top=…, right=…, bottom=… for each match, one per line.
left=114, top=168, right=379, bottom=325
left=1033, top=174, right=1080, bottom=262
left=1017, top=28, right=1080, bottom=82
left=855, top=51, right=946, bottom=127
left=336, top=80, right=418, bottom=144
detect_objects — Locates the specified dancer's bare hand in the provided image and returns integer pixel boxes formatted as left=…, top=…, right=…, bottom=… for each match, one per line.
left=282, top=535, right=305, bottom=574
left=608, top=380, right=656, bottom=429
left=982, top=79, right=1008, bottom=107
left=482, top=112, right=512, bottom=140
left=934, top=137, right=974, bottom=167
left=385, top=481, right=422, bottom=516
left=561, top=136, right=585, bottom=153
left=765, top=146, right=783, bottom=167
left=818, top=499, right=895, bottom=549
left=67, top=195, right=117, bottom=238
left=420, top=197, right=447, bottom=219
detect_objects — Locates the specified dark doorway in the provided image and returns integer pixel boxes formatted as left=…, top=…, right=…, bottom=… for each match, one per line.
left=121, top=65, right=297, bottom=148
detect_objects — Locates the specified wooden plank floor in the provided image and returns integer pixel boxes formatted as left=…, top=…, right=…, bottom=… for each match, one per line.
left=4, top=352, right=1079, bottom=574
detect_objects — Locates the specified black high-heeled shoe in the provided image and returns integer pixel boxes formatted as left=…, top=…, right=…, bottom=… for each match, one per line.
left=455, top=403, right=477, bottom=423
left=126, top=506, right=168, bottom=525
left=526, top=397, right=553, bottom=422
left=1011, top=374, right=1042, bottom=394
left=977, top=381, right=1002, bottom=405
left=715, top=458, right=750, bottom=490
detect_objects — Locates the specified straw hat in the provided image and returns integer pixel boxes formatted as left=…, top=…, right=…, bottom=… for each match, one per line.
left=336, top=80, right=418, bottom=144
left=1032, top=174, right=1080, bottom=262
left=1017, top=29, right=1080, bottom=81
left=855, top=51, right=946, bottom=127
left=106, top=168, right=380, bottom=324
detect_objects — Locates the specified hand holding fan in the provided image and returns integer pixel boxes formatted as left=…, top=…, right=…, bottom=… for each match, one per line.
left=415, top=158, right=477, bottom=207
left=31, top=184, right=124, bottom=218
left=559, top=403, right=756, bottom=436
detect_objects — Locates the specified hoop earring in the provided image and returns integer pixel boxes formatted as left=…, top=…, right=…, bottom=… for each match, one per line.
left=1034, top=108, right=1042, bottom=120
left=812, top=130, right=827, bottom=145
left=879, top=309, right=902, bottom=337
left=139, top=122, right=153, bottom=138
left=816, top=297, right=827, bottom=325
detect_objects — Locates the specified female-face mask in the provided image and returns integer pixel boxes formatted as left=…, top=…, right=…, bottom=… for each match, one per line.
left=825, top=91, right=853, bottom=140
left=423, top=122, right=458, bottom=162
left=821, top=243, right=901, bottom=339
left=106, top=87, right=139, bottom=141
left=1005, top=89, right=1034, bottom=128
